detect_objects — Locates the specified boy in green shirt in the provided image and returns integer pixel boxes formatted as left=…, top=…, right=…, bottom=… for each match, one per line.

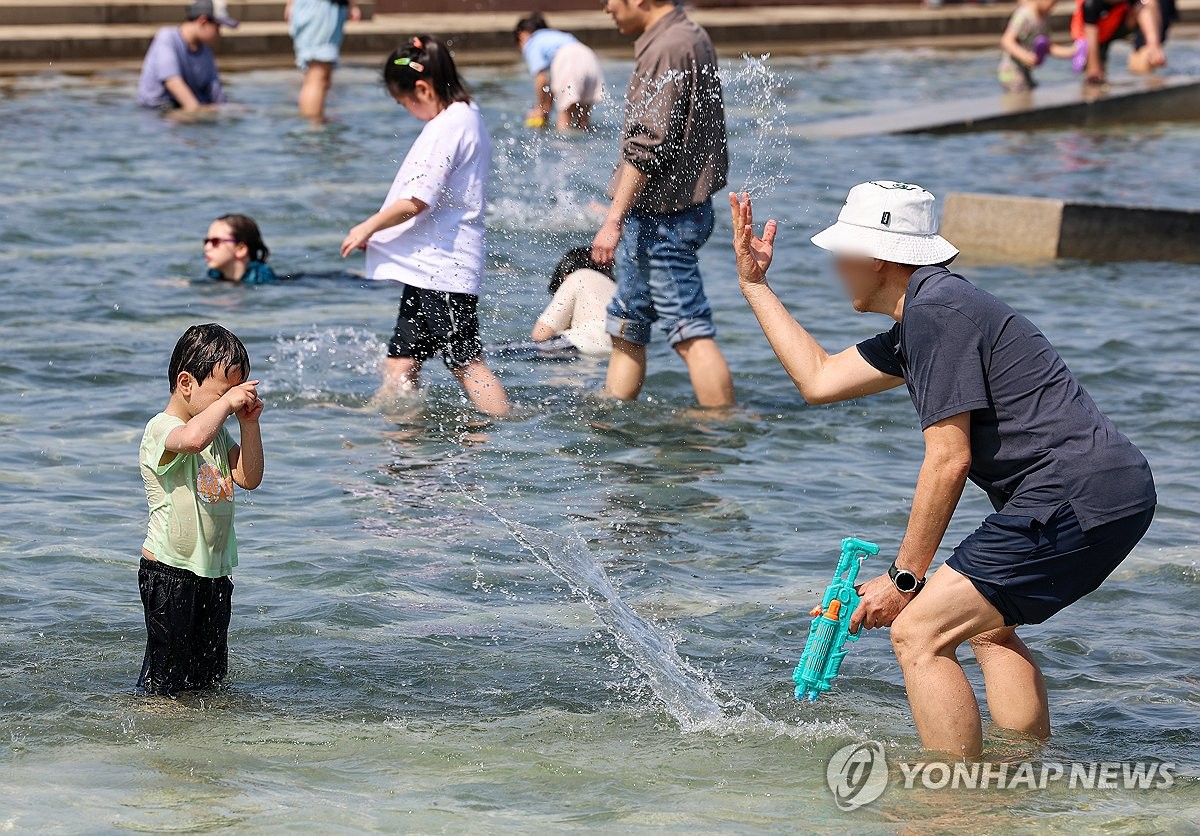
left=137, top=323, right=265, bottom=695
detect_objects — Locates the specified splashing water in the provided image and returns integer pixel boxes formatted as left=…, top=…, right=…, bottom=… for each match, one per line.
left=486, top=52, right=791, bottom=258
left=725, top=54, right=792, bottom=199
left=268, top=326, right=384, bottom=403
left=475, top=504, right=747, bottom=730
left=452, top=473, right=848, bottom=738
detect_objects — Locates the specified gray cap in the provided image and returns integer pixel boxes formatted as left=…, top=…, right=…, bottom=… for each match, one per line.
left=187, top=0, right=239, bottom=27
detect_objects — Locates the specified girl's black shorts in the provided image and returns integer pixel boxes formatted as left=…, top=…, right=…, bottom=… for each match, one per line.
left=387, top=283, right=483, bottom=370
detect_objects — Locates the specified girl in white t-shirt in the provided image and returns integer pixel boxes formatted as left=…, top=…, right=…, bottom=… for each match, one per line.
left=341, top=36, right=510, bottom=417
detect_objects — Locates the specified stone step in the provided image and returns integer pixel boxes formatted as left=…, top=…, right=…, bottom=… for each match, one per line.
left=799, top=74, right=1200, bottom=138
left=942, top=193, right=1200, bottom=263
left=0, top=2, right=1196, bottom=72
left=0, top=0, right=373, bottom=27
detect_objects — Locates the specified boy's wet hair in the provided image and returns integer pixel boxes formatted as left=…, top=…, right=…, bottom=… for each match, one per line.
left=383, top=36, right=471, bottom=106
left=217, top=213, right=270, bottom=263
left=513, top=12, right=549, bottom=42
left=168, top=323, right=250, bottom=393
left=549, top=246, right=613, bottom=294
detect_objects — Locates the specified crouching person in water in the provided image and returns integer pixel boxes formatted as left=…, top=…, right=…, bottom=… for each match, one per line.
left=531, top=247, right=616, bottom=356
left=138, top=324, right=265, bottom=695
left=731, top=183, right=1156, bottom=757
left=341, top=36, right=510, bottom=416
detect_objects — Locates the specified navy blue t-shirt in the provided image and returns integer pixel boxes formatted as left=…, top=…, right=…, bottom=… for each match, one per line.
left=856, top=266, right=1155, bottom=531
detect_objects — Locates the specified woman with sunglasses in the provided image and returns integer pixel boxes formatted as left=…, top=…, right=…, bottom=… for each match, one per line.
left=203, top=214, right=278, bottom=284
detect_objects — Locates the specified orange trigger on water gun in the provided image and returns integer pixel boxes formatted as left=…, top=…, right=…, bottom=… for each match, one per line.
left=810, top=606, right=823, bottom=617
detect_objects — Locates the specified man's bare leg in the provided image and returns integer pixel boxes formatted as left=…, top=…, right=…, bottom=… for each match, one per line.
left=1084, top=23, right=1106, bottom=81
left=1128, top=0, right=1167, bottom=72
left=890, top=566, right=1008, bottom=757
left=969, top=627, right=1051, bottom=740
left=605, top=337, right=647, bottom=400
left=451, top=359, right=511, bottom=417
left=674, top=336, right=735, bottom=408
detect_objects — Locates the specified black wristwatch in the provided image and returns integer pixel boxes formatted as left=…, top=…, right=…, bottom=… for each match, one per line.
left=888, top=561, right=926, bottom=595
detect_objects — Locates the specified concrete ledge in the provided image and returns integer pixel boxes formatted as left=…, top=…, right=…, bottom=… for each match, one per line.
left=0, top=1, right=1138, bottom=71
left=1, top=1, right=1196, bottom=74
left=941, top=193, right=1200, bottom=263
left=0, top=0, right=374, bottom=26
left=800, top=74, right=1200, bottom=138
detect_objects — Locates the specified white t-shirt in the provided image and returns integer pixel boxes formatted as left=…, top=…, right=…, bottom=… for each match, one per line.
left=536, top=268, right=616, bottom=355
left=365, top=101, right=491, bottom=295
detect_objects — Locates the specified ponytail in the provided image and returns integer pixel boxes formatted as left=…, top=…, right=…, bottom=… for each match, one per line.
left=383, top=35, right=470, bottom=106
left=216, top=213, right=269, bottom=263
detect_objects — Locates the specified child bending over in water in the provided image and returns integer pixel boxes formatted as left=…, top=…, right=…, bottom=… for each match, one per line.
left=492, top=247, right=615, bottom=361
left=513, top=12, right=605, bottom=131
left=999, top=0, right=1079, bottom=92
left=204, top=214, right=278, bottom=284
left=531, top=247, right=616, bottom=356
left=341, top=36, right=510, bottom=417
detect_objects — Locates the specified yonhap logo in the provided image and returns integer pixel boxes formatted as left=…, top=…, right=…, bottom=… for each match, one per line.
left=824, top=742, right=1178, bottom=811
left=827, top=741, right=889, bottom=811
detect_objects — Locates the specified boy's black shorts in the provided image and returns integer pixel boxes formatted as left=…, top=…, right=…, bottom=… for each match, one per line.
left=387, top=282, right=483, bottom=370
left=137, top=558, right=233, bottom=696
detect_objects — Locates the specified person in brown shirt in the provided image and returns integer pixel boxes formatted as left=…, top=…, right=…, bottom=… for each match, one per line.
left=591, top=0, right=734, bottom=408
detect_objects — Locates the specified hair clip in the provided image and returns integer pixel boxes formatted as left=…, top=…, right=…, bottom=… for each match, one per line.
left=411, top=37, right=423, bottom=49
left=393, top=57, right=425, bottom=72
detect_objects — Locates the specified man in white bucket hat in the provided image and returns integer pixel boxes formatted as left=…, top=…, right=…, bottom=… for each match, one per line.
left=731, top=184, right=1156, bottom=757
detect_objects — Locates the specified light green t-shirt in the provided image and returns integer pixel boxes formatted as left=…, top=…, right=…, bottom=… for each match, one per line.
left=140, top=412, right=238, bottom=578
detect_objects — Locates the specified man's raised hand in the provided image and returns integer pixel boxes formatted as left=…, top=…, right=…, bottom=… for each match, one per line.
left=729, top=192, right=777, bottom=288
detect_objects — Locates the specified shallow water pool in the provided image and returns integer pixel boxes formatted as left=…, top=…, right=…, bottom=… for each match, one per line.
left=1, top=43, right=1199, bottom=831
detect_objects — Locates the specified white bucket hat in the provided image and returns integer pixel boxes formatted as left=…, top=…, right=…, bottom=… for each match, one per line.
left=811, top=181, right=959, bottom=266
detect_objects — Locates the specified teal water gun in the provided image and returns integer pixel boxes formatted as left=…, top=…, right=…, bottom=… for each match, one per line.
left=793, top=537, right=879, bottom=702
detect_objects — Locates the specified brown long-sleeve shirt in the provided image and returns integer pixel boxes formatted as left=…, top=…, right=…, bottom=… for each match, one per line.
left=614, top=5, right=729, bottom=214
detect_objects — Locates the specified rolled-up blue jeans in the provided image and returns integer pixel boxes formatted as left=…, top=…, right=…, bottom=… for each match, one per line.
left=605, top=199, right=717, bottom=347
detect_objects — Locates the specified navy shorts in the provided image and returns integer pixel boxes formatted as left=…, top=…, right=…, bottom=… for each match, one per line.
left=388, top=282, right=483, bottom=370
left=606, top=199, right=717, bottom=347
left=947, top=504, right=1154, bottom=626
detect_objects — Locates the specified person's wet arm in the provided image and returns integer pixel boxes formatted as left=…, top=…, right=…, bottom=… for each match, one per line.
left=730, top=193, right=903, bottom=404
left=163, top=380, right=259, bottom=458
left=341, top=198, right=428, bottom=257
left=1000, top=23, right=1039, bottom=67
left=851, top=415, right=972, bottom=631
left=591, top=57, right=678, bottom=263
left=533, top=277, right=579, bottom=340
left=164, top=75, right=204, bottom=112
left=591, top=164, right=647, bottom=264
left=229, top=397, right=264, bottom=490
left=533, top=69, right=552, bottom=117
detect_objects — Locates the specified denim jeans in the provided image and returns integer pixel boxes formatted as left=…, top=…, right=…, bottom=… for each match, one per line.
left=605, top=199, right=717, bottom=347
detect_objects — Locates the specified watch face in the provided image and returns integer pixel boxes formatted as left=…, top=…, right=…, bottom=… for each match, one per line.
left=894, top=571, right=917, bottom=592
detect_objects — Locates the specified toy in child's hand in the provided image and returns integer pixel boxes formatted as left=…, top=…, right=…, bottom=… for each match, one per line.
left=525, top=114, right=546, bottom=129
left=1033, top=35, right=1051, bottom=66
left=793, top=537, right=879, bottom=702
left=1072, top=38, right=1089, bottom=73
